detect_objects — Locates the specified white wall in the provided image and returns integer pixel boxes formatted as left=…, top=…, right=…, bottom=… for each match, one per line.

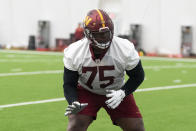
left=160, top=0, right=196, bottom=54
left=39, top=0, right=99, bottom=47
left=121, top=0, right=161, bottom=53
left=0, top=0, right=12, bottom=45
left=115, top=0, right=196, bottom=54
left=0, top=0, right=98, bottom=48
left=11, top=0, right=42, bottom=46
left=0, top=0, right=196, bottom=54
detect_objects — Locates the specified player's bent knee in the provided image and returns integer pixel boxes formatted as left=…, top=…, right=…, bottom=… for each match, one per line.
left=122, top=124, right=145, bottom=131
left=67, top=121, right=89, bottom=131
left=126, top=122, right=145, bottom=131
left=67, top=115, right=93, bottom=131
left=130, top=126, right=145, bottom=131
left=116, top=118, right=145, bottom=131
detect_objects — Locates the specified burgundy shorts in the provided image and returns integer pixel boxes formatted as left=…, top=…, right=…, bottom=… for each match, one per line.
left=77, top=85, right=142, bottom=124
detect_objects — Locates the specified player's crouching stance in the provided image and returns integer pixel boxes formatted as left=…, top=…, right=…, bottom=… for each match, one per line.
left=63, top=9, right=145, bottom=131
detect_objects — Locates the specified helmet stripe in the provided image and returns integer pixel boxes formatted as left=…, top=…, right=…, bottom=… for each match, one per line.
left=96, top=9, right=105, bottom=27
left=85, top=16, right=92, bottom=26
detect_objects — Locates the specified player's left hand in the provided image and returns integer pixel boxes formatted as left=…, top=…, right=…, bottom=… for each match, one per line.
left=64, top=101, right=88, bottom=116
left=105, top=89, right=125, bottom=109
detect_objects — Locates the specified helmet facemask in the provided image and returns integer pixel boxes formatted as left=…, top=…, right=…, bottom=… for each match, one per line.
left=85, top=27, right=113, bottom=49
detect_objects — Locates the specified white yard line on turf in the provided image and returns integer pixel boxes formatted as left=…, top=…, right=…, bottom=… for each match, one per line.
left=141, top=56, right=196, bottom=62
left=1, top=63, right=196, bottom=77
left=0, top=70, right=63, bottom=77
left=0, top=49, right=63, bottom=56
left=1, top=50, right=196, bottom=62
left=136, top=83, right=196, bottom=92
left=0, top=83, right=196, bottom=109
left=144, top=65, right=196, bottom=69
left=0, top=98, right=65, bottom=108
left=0, top=59, right=60, bottom=63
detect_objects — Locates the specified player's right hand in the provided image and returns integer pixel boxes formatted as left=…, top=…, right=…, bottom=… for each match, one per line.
left=64, top=101, right=88, bottom=116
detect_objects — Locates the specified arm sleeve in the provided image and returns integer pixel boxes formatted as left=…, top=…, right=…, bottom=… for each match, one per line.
left=121, top=60, right=145, bottom=96
left=63, top=67, right=79, bottom=105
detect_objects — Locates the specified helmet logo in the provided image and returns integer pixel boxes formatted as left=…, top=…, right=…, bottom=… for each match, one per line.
left=84, top=16, right=92, bottom=26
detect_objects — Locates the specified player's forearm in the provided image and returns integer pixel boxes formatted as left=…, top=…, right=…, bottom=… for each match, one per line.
left=63, top=84, right=78, bottom=105
left=63, top=67, right=79, bottom=105
left=121, top=60, right=145, bottom=96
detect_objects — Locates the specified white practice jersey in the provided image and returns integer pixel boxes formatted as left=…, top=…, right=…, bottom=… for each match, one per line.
left=63, top=36, right=140, bottom=95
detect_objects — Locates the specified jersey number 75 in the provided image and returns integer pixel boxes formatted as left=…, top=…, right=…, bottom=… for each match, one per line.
left=82, top=66, right=115, bottom=89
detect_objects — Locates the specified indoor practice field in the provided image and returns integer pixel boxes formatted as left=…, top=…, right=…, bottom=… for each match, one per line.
left=0, top=50, right=196, bottom=131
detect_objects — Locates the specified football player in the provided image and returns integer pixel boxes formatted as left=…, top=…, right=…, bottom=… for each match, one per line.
left=63, top=9, right=145, bottom=131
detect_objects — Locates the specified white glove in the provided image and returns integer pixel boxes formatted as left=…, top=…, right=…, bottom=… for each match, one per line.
left=64, top=101, right=88, bottom=116
left=105, top=89, right=125, bottom=109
